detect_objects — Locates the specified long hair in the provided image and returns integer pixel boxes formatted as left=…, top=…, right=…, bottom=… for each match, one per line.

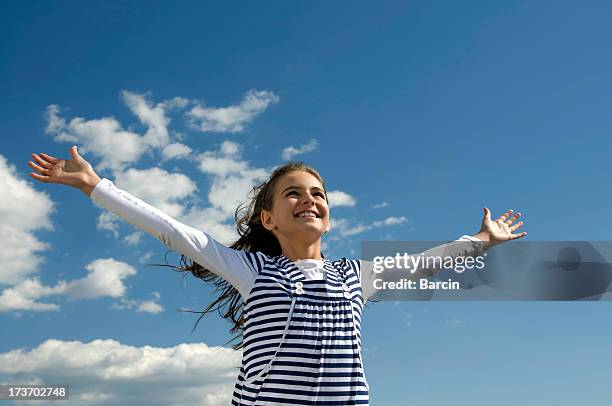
left=151, top=162, right=327, bottom=350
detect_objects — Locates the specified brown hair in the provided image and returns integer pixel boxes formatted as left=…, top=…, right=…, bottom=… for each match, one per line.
left=152, top=162, right=327, bottom=350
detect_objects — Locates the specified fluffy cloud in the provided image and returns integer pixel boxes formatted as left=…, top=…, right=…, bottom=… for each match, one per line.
left=196, top=141, right=269, bottom=218
left=114, top=167, right=198, bottom=218
left=112, top=292, right=164, bottom=314
left=162, top=142, right=192, bottom=161
left=330, top=218, right=371, bottom=237
left=327, top=190, right=356, bottom=208
left=0, top=155, right=54, bottom=284
left=0, top=278, right=62, bottom=312
left=44, top=91, right=184, bottom=174
left=45, top=105, right=146, bottom=173
left=0, top=339, right=240, bottom=405
left=123, top=232, right=143, bottom=246
left=97, top=211, right=120, bottom=238
left=121, top=91, right=171, bottom=149
left=373, top=216, right=407, bottom=227
left=330, top=216, right=409, bottom=238
left=0, top=258, right=137, bottom=312
left=179, top=206, right=237, bottom=245
left=281, top=138, right=318, bottom=160
left=62, top=258, right=137, bottom=299
left=187, top=89, right=279, bottom=133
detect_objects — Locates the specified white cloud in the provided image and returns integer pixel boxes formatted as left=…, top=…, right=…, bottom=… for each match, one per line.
left=162, top=96, right=190, bottom=110
left=112, top=292, right=164, bottom=314
left=114, top=167, right=198, bottom=218
left=0, top=278, right=62, bottom=312
left=0, top=258, right=137, bottom=312
left=196, top=141, right=269, bottom=218
left=327, top=190, right=356, bottom=208
left=187, top=89, right=279, bottom=133
left=112, top=291, right=163, bottom=314
left=281, top=138, right=318, bottom=160
left=45, top=105, right=146, bottom=173
left=138, top=251, right=154, bottom=264
left=197, top=141, right=248, bottom=177
left=45, top=93, right=198, bottom=174
left=0, top=155, right=54, bottom=284
left=0, top=339, right=240, bottom=405
left=121, top=91, right=170, bottom=149
left=330, top=218, right=371, bottom=237
left=123, top=232, right=143, bottom=246
left=63, top=258, right=136, bottom=299
left=373, top=216, right=408, bottom=227
left=373, top=201, right=389, bottom=209
left=137, top=300, right=164, bottom=314
left=330, top=216, right=409, bottom=238
left=162, top=142, right=192, bottom=161
left=168, top=141, right=271, bottom=245
left=179, top=206, right=237, bottom=245
left=97, top=211, right=120, bottom=238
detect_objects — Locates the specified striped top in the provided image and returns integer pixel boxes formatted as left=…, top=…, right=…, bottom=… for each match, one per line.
left=90, top=178, right=482, bottom=405
left=231, top=252, right=369, bottom=405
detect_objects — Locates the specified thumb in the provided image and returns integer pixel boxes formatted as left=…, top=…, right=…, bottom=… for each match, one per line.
left=483, top=207, right=492, bottom=222
left=70, top=145, right=80, bottom=159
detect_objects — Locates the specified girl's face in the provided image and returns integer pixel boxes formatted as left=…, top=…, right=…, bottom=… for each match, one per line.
left=261, top=170, right=330, bottom=242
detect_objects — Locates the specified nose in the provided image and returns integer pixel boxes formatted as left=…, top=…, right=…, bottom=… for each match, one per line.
left=301, top=192, right=316, bottom=205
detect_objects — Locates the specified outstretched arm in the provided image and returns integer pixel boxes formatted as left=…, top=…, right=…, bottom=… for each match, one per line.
left=360, top=207, right=527, bottom=301
left=28, top=147, right=261, bottom=300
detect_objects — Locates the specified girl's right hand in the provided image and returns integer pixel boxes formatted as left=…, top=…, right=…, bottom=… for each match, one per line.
left=28, top=146, right=101, bottom=196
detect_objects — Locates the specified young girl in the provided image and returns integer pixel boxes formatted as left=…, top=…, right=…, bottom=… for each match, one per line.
left=28, top=146, right=526, bottom=405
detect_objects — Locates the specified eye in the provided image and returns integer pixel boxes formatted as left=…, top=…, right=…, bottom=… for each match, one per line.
left=286, top=190, right=299, bottom=196
left=314, top=192, right=325, bottom=198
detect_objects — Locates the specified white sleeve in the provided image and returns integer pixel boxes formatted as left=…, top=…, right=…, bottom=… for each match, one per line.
left=90, top=178, right=264, bottom=300
left=360, top=235, right=484, bottom=302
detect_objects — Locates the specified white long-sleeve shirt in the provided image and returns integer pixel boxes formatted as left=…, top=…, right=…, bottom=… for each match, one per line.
left=90, top=178, right=482, bottom=302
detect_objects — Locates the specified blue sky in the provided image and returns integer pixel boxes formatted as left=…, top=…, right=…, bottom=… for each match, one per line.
left=1, top=1, right=611, bottom=404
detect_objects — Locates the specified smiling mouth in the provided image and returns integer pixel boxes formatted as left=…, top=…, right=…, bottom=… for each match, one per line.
left=294, top=211, right=319, bottom=218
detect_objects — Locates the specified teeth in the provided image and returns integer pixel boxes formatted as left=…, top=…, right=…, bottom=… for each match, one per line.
left=297, top=212, right=316, bottom=218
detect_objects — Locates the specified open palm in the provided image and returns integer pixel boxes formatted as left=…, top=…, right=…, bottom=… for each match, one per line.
left=28, top=146, right=98, bottom=190
left=477, top=207, right=527, bottom=248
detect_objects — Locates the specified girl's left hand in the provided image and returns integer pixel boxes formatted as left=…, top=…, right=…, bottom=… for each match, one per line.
left=473, top=208, right=527, bottom=249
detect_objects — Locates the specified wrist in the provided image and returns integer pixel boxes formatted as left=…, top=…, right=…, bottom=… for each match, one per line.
left=472, top=232, right=493, bottom=250
left=80, top=173, right=101, bottom=197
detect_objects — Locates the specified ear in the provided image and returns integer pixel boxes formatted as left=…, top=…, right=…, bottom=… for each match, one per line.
left=260, top=209, right=276, bottom=231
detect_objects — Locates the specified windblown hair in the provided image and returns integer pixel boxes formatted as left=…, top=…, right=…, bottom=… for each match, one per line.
left=152, top=162, right=327, bottom=350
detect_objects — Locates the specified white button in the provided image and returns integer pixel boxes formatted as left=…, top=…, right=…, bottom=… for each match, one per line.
left=295, top=282, right=303, bottom=289
left=296, top=287, right=304, bottom=295
left=342, top=283, right=350, bottom=292
left=343, top=291, right=351, bottom=299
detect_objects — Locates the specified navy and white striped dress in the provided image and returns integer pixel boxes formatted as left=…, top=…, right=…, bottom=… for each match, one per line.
left=231, top=253, right=369, bottom=405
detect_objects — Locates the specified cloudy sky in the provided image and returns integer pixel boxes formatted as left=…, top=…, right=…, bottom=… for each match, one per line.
left=1, top=1, right=612, bottom=405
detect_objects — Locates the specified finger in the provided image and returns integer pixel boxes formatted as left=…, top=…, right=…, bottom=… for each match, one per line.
left=483, top=207, right=492, bottom=222
left=29, top=172, right=51, bottom=182
left=509, top=221, right=524, bottom=232
left=28, top=160, right=49, bottom=175
left=70, top=145, right=79, bottom=159
left=38, top=152, right=61, bottom=164
left=497, top=209, right=513, bottom=222
left=505, top=212, right=522, bottom=226
left=32, top=153, right=53, bottom=169
left=509, top=232, right=527, bottom=240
